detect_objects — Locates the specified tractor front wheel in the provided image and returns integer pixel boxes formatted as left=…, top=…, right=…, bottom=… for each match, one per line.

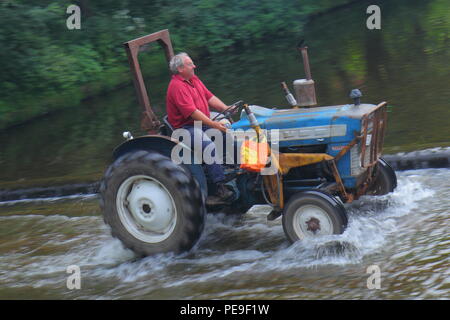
left=282, top=190, right=348, bottom=243
left=367, top=158, right=397, bottom=196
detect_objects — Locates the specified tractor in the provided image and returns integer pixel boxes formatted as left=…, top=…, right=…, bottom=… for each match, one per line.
left=99, top=30, right=397, bottom=256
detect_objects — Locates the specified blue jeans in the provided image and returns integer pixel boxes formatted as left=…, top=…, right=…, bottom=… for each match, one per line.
left=183, top=125, right=225, bottom=184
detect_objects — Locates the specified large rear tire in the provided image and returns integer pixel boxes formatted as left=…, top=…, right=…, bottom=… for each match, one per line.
left=99, top=150, right=205, bottom=256
left=367, top=158, right=397, bottom=196
left=282, top=190, right=348, bottom=243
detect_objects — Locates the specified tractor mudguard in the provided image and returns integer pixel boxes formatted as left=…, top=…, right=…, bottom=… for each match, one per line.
left=113, top=135, right=208, bottom=199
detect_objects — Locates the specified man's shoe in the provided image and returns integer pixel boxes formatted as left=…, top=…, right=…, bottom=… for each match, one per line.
left=217, top=183, right=234, bottom=200
left=206, top=183, right=234, bottom=206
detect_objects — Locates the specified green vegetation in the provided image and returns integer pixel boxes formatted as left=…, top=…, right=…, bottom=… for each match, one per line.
left=0, top=0, right=357, bottom=130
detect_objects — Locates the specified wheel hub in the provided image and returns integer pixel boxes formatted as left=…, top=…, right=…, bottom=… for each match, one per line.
left=116, top=175, right=177, bottom=243
left=305, top=217, right=321, bottom=234
left=142, top=203, right=151, bottom=214
left=127, top=180, right=174, bottom=233
left=293, top=204, right=334, bottom=239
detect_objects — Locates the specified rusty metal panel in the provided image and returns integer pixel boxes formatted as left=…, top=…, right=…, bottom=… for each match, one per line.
left=334, top=134, right=361, bottom=162
left=263, top=173, right=284, bottom=209
left=124, top=29, right=175, bottom=134
left=329, top=160, right=353, bottom=203
left=278, top=153, right=334, bottom=175
left=294, top=46, right=317, bottom=107
left=360, top=102, right=387, bottom=168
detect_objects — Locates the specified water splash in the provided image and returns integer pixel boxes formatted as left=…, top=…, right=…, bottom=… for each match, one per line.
left=0, top=170, right=442, bottom=298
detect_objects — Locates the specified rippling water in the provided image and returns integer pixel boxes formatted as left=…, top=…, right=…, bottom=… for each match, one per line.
left=0, top=168, right=448, bottom=299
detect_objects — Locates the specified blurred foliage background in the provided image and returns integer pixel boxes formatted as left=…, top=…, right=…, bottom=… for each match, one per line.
left=0, top=0, right=357, bottom=130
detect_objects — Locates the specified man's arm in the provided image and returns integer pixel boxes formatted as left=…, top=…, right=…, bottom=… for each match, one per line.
left=190, top=110, right=227, bottom=133
left=208, top=96, right=229, bottom=112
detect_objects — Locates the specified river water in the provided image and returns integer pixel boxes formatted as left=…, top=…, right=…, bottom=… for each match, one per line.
left=0, top=0, right=449, bottom=299
left=0, top=168, right=448, bottom=299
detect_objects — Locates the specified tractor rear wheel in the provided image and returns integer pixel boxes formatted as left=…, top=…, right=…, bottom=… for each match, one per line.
left=367, top=158, right=397, bottom=196
left=100, top=150, right=205, bottom=256
left=282, top=190, right=348, bottom=243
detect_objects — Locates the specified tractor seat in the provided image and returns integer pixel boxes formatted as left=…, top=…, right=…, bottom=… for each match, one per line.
left=162, top=115, right=174, bottom=136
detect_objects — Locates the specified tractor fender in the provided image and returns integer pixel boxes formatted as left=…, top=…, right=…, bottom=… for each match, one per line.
left=112, top=135, right=208, bottom=198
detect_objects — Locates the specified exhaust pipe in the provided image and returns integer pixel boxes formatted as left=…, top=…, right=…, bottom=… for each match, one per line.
left=293, top=44, right=317, bottom=107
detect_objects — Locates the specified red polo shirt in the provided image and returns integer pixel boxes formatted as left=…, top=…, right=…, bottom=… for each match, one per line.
left=166, top=74, right=214, bottom=129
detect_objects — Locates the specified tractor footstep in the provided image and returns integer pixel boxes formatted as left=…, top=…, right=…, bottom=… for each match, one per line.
left=315, top=240, right=360, bottom=259
left=267, top=210, right=282, bottom=221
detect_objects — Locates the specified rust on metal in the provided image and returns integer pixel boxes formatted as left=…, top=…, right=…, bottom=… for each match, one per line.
left=360, top=102, right=387, bottom=168
left=353, top=102, right=387, bottom=200
left=263, top=173, right=284, bottom=209
left=294, top=46, right=317, bottom=107
left=298, top=46, right=312, bottom=80
left=124, top=29, right=175, bottom=134
left=334, top=133, right=362, bottom=162
left=329, top=160, right=353, bottom=203
left=354, top=166, right=375, bottom=200
left=360, top=116, right=369, bottom=165
left=277, top=152, right=334, bottom=175
left=306, top=217, right=321, bottom=233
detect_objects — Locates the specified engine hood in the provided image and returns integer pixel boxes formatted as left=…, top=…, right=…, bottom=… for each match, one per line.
left=232, top=104, right=380, bottom=146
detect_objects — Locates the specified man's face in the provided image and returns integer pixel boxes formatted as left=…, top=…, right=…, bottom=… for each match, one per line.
left=178, top=56, right=196, bottom=80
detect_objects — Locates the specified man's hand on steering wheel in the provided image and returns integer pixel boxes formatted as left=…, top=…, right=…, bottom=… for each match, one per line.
left=212, top=100, right=244, bottom=121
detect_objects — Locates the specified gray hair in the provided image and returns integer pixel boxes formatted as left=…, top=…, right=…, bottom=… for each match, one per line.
left=169, top=52, right=189, bottom=74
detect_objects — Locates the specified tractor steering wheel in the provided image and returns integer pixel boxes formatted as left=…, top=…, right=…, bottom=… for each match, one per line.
left=212, top=100, right=244, bottom=121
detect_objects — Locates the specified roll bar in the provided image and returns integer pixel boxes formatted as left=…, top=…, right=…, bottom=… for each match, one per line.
left=123, top=29, right=174, bottom=134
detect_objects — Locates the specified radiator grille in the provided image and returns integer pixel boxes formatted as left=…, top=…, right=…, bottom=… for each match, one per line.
left=360, top=103, right=387, bottom=168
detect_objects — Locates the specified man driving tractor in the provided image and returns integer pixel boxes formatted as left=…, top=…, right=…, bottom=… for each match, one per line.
left=166, top=52, right=234, bottom=205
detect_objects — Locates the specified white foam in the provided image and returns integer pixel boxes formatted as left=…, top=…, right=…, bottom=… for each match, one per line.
left=157, top=173, right=438, bottom=287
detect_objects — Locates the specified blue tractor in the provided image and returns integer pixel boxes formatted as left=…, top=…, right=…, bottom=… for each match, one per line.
left=100, top=30, right=397, bottom=256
